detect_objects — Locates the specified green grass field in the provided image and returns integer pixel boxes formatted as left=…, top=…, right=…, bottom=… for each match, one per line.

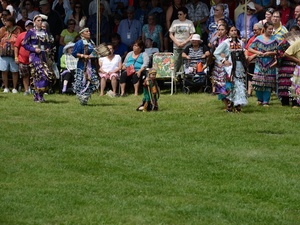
left=1, top=91, right=299, bottom=225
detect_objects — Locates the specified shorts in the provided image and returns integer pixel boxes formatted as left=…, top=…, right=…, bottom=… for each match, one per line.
left=18, top=63, right=30, bottom=77
left=99, top=72, right=119, bottom=80
left=0, top=56, right=19, bottom=72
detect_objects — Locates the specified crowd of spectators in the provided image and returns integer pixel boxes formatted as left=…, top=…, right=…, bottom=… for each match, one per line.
left=1, top=0, right=300, bottom=107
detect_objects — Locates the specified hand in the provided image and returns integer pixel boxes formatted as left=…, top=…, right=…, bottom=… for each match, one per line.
left=35, top=48, right=41, bottom=54
left=224, top=60, right=232, bottom=67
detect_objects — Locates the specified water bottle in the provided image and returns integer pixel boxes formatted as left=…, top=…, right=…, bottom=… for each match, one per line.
left=197, top=61, right=203, bottom=73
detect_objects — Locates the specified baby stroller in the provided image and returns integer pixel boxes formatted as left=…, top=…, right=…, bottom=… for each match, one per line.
left=182, top=58, right=211, bottom=94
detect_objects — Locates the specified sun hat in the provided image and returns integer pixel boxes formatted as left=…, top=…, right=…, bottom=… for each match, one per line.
left=191, top=34, right=201, bottom=41
left=148, top=68, right=157, bottom=76
left=247, top=2, right=256, bottom=11
left=25, top=20, right=33, bottom=27
left=63, top=42, right=75, bottom=53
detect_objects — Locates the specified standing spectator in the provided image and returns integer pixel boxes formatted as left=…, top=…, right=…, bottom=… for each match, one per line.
left=169, top=6, right=195, bottom=73
left=258, top=7, right=275, bottom=26
left=118, top=6, right=142, bottom=49
left=14, top=20, right=33, bottom=95
left=68, top=2, right=86, bottom=33
left=165, top=0, right=185, bottom=52
left=51, top=0, right=72, bottom=23
left=110, top=0, right=128, bottom=16
left=134, top=0, right=150, bottom=26
left=89, top=0, right=111, bottom=20
left=21, top=0, right=39, bottom=21
left=285, top=4, right=300, bottom=30
left=98, top=44, right=122, bottom=97
left=206, top=3, right=233, bottom=43
left=142, top=14, right=163, bottom=52
left=16, top=7, right=29, bottom=31
left=39, top=0, right=64, bottom=45
left=87, top=3, right=109, bottom=44
left=277, top=0, right=294, bottom=26
left=23, top=15, right=55, bottom=102
left=0, top=16, right=22, bottom=93
left=185, top=0, right=209, bottom=45
left=272, top=10, right=288, bottom=42
left=244, top=22, right=263, bottom=97
left=253, top=0, right=275, bottom=20
left=236, top=2, right=258, bottom=41
left=248, top=22, right=279, bottom=107
left=1, top=0, right=16, bottom=20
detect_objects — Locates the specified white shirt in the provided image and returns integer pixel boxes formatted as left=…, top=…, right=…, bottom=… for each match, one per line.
left=99, top=54, right=121, bottom=73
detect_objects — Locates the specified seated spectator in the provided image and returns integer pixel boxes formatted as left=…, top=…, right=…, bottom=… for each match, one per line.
left=142, top=14, right=163, bottom=52
left=60, top=42, right=78, bottom=93
left=111, top=33, right=128, bottom=61
left=58, top=18, right=78, bottom=66
left=98, top=44, right=122, bottom=97
left=144, top=38, right=159, bottom=67
left=120, top=39, right=149, bottom=96
left=209, top=0, right=229, bottom=18
left=182, top=34, right=210, bottom=67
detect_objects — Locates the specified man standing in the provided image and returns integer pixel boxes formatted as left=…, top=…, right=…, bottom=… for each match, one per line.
left=169, top=6, right=195, bottom=73
left=117, top=6, right=142, bottom=49
left=286, top=5, right=300, bottom=30
left=272, top=10, right=288, bottom=42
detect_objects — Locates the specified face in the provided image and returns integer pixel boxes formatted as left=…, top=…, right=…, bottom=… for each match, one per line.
left=252, top=25, right=261, bottom=36
left=149, top=73, right=156, bottom=78
left=217, top=25, right=227, bottom=37
left=111, top=38, right=119, bottom=46
left=214, top=6, right=223, bottom=16
left=147, top=16, right=155, bottom=24
left=34, top=17, right=42, bottom=28
left=178, top=11, right=186, bottom=21
left=265, top=11, right=272, bottom=21
left=21, top=9, right=28, bottom=18
left=127, top=11, right=134, bottom=19
left=272, top=12, right=280, bottom=24
left=133, top=43, right=141, bottom=52
left=107, top=45, right=114, bottom=54
left=265, top=25, right=274, bottom=36
left=25, top=1, right=32, bottom=8
left=67, top=47, right=73, bottom=54
left=68, top=20, right=76, bottom=28
left=75, top=4, right=81, bottom=11
left=247, top=7, right=255, bottom=15
left=145, top=39, right=152, bottom=48
left=39, top=3, right=49, bottom=13
left=229, top=26, right=237, bottom=38
left=295, top=6, right=300, bottom=18
left=81, top=29, right=91, bottom=39
left=41, top=23, right=46, bottom=30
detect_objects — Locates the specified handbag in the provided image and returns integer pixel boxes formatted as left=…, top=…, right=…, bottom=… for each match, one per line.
left=126, top=54, right=140, bottom=76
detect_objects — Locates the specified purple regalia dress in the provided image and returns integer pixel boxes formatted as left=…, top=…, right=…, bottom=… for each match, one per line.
left=23, top=28, right=55, bottom=102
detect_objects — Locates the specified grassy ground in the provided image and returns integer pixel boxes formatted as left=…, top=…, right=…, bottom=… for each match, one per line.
left=0, top=91, right=299, bottom=225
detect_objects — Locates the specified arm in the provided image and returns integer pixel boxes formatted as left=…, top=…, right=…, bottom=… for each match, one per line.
left=283, top=53, right=300, bottom=65
left=59, top=35, right=65, bottom=46
left=166, top=6, right=173, bottom=31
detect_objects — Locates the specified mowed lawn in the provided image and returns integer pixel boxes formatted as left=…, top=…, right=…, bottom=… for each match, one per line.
left=0, top=91, right=299, bottom=225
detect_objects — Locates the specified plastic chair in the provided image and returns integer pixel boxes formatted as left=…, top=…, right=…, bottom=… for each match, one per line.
left=152, top=52, right=176, bottom=95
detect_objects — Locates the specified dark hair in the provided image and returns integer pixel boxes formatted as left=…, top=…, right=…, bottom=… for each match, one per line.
left=264, top=21, right=274, bottom=30
left=72, top=2, right=85, bottom=19
left=177, top=6, right=188, bottom=15
left=273, top=10, right=282, bottom=17
left=67, top=18, right=76, bottom=25
left=133, top=39, right=145, bottom=52
left=111, top=33, right=121, bottom=41
left=1, top=9, right=11, bottom=16
left=5, top=16, right=16, bottom=25
left=290, top=25, right=300, bottom=31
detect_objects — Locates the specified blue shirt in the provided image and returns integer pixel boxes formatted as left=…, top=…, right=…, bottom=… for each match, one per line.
left=117, top=19, right=142, bottom=47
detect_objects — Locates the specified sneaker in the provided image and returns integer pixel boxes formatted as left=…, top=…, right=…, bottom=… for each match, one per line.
left=24, top=91, right=29, bottom=96
left=3, top=88, right=9, bottom=93
left=12, top=89, right=18, bottom=94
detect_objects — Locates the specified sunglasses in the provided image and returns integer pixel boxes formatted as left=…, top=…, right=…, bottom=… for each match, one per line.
left=178, top=13, right=183, bottom=16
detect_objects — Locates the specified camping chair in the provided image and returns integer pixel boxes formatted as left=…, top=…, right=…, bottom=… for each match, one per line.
left=152, top=52, right=176, bottom=95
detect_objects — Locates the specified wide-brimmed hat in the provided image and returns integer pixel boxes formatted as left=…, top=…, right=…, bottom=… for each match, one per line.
left=148, top=68, right=157, bottom=76
left=63, top=42, right=75, bottom=53
left=247, top=2, right=256, bottom=11
left=191, top=34, right=201, bottom=41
